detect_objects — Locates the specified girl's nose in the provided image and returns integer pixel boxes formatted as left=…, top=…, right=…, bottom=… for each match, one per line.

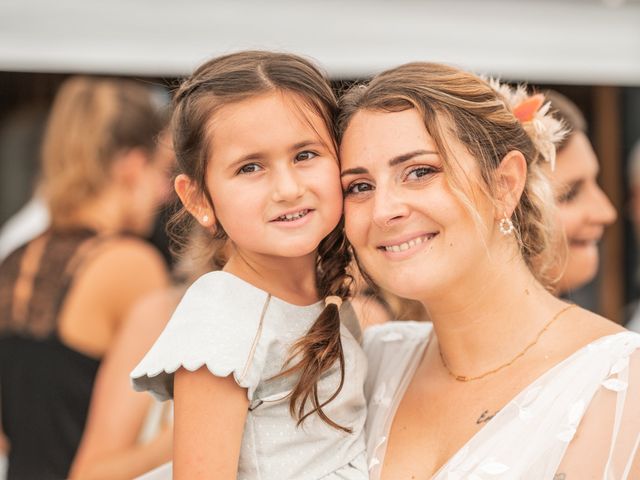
left=272, top=165, right=305, bottom=202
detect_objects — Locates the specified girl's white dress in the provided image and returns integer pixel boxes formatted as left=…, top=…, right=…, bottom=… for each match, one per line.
left=131, top=271, right=368, bottom=480
left=364, top=321, right=640, bottom=480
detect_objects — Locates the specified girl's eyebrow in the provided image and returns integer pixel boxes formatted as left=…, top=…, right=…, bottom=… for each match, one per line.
left=290, top=140, right=323, bottom=151
left=341, top=149, right=437, bottom=177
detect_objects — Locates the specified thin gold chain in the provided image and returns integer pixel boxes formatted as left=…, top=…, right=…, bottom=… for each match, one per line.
left=439, top=304, right=577, bottom=382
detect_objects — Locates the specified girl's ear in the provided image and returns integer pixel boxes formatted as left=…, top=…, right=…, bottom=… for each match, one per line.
left=174, top=174, right=216, bottom=228
left=495, top=150, right=527, bottom=219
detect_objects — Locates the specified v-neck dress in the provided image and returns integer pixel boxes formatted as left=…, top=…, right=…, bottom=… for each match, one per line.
left=363, top=321, right=640, bottom=479
left=131, top=271, right=368, bottom=480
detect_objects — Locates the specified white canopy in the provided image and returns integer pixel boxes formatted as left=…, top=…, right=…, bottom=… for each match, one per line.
left=1, top=0, right=639, bottom=84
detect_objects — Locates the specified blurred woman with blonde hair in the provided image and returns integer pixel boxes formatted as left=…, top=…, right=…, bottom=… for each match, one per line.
left=0, top=76, right=171, bottom=479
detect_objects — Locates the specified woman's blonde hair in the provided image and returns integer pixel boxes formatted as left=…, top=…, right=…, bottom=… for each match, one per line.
left=338, top=62, right=564, bottom=288
left=41, top=76, right=166, bottom=228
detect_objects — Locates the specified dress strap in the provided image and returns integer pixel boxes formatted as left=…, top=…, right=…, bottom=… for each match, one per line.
left=0, top=229, right=111, bottom=338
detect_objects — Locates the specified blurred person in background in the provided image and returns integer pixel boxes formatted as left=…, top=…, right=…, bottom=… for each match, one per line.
left=543, top=90, right=617, bottom=296
left=0, top=76, right=171, bottom=480
left=69, top=222, right=223, bottom=480
left=624, top=141, right=640, bottom=331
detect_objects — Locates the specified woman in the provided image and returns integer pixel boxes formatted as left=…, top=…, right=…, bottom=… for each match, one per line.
left=338, top=63, right=640, bottom=478
left=544, top=90, right=617, bottom=294
left=0, top=76, right=171, bottom=479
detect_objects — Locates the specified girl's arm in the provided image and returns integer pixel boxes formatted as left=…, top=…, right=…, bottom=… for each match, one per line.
left=173, top=367, right=249, bottom=480
left=69, top=289, right=178, bottom=480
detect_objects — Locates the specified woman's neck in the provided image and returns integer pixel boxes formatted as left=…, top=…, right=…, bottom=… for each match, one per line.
left=61, top=190, right=126, bottom=235
left=223, top=248, right=319, bottom=306
left=422, top=255, right=566, bottom=379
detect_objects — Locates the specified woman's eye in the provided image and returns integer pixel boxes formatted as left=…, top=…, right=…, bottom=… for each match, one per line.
left=345, top=182, right=374, bottom=196
left=406, top=166, right=436, bottom=180
left=295, top=151, right=318, bottom=162
left=238, top=163, right=262, bottom=174
left=558, top=184, right=581, bottom=204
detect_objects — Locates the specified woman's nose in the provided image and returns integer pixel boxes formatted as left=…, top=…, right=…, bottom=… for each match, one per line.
left=588, top=183, right=617, bottom=226
left=371, top=184, right=410, bottom=229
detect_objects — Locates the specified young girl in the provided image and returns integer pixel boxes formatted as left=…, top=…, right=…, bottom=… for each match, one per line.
left=130, top=51, right=368, bottom=479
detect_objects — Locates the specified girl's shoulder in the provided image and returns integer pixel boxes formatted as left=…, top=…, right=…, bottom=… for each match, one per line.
left=184, top=270, right=270, bottom=306
left=130, top=271, right=274, bottom=402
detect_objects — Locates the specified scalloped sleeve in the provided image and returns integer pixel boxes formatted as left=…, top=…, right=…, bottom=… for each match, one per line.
left=130, top=271, right=271, bottom=402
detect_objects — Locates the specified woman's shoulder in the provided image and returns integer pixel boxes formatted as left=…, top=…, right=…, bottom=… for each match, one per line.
left=363, top=320, right=433, bottom=350
left=363, top=321, right=433, bottom=380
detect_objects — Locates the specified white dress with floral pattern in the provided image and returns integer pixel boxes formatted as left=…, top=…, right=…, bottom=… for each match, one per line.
left=363, top=321, right=640, bottom=479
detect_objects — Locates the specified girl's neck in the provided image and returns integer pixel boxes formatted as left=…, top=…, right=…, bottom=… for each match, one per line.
left=422, top=255, right=566, bottom=379
left=223, top=248, right=319, bottom=306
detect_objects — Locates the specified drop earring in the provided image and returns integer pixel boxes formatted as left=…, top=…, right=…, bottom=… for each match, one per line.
left=499, top=212, right=514, bottom=235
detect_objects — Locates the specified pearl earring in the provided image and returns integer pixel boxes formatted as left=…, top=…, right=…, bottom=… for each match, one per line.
left=202, top=214, right=209, bottom=223
left=499, top=213, right=514, bottom=235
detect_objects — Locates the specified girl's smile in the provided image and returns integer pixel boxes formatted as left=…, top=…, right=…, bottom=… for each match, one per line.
left=180, top=90, right=343, bottom=263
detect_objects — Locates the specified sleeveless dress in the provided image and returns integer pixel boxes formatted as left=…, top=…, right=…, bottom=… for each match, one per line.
left=0, top=229, right=103, bottom=480
left=131, top=271, right=369, bottom=480
left=364, top=321, right=640, bottom=479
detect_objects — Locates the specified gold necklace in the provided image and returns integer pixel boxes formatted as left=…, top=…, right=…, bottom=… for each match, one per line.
left=439, top=304, right=577, bottom=382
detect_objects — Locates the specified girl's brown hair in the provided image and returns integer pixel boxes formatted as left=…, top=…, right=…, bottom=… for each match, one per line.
left=41, top=76, right=166, bottom=228
left=338, top=62, right=561, bottom=288
left=170, top=50, right=352, bottom=431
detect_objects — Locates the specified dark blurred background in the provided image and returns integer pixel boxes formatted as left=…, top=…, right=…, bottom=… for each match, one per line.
left=1, top=0, right=639, bottom=321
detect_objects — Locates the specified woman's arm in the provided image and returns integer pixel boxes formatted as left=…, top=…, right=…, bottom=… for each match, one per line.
left=173, top=368, right=249, bottom=480
left=69, top=289, right=179, bottom=480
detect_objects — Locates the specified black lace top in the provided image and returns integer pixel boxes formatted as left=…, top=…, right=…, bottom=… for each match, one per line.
left=0, top=229, right=104, bottom=480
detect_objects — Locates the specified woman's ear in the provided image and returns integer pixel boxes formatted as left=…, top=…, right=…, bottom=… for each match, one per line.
left=110, top=148, right=149, bottom=186
left=174, top=174, right=216, bottom=228
left=495, top=150, right=527, bottom=218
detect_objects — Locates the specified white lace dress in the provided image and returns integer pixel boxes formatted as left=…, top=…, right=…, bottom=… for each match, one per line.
left=131, top=271, right=368, bottom=480
left=364, top=321, right=640, bottom=479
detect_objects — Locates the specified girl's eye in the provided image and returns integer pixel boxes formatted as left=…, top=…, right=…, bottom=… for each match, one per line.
left=345, top=182, right=374, bottom=196
left=238, top=163, right=262, bottom=175
left=295, top=151, right=318, bottom=162
left=405, top=165, right=437, bottom=181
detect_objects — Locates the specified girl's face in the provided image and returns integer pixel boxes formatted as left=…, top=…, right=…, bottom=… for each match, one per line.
left=549, top=131, right=616, bottom=292
left=340, top=108, right=498, bottom=301
left=201, top=91, right=342, bottom=260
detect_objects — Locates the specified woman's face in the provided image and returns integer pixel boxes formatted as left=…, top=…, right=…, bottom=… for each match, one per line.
left=549, top=131, right=616, bottom=293
left=340, top=108, right=497, bottom=301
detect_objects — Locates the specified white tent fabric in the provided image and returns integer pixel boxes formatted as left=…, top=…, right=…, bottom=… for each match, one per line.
left=0, top=0, right=639, bottom=84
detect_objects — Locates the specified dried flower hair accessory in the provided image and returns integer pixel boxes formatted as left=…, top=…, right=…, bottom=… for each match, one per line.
left=487, top=79, right=567, bottom=171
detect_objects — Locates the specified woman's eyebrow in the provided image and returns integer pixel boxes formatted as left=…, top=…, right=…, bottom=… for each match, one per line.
left=341, top=166, right=368, bottom=177
left=388, top=149, right=437, bottom=167
left=341, top=150, right=438, bottom=177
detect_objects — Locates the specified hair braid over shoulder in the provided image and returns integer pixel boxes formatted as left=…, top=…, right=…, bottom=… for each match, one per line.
left=282, top=220, right=354, bottom=432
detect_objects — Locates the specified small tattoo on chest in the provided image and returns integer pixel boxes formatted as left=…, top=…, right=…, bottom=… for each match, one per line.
left=476, top=409, right=499, bottom=424
left=553, top=474, right=566, bottom=480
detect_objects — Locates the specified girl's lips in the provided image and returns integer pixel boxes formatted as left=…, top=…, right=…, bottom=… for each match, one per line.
left=270, top=208, right=313, bottom=222
left=269, top=209, right=315, bottom=228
